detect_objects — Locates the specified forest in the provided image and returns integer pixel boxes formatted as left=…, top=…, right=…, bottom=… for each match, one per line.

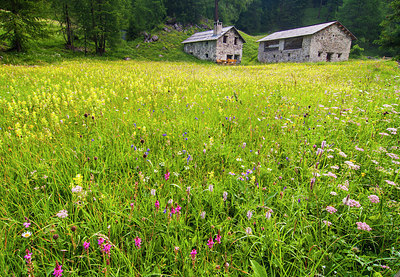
left=0, top=0, right=399, bottom=57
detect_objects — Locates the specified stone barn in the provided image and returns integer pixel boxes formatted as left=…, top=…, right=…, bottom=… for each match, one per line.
left=257, top=21, right=356, bottom=63
left=182, top=21, right=246, bottom=64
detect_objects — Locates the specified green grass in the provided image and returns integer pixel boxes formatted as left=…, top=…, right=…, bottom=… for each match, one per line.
left=0, top=59, right=399, bottom=276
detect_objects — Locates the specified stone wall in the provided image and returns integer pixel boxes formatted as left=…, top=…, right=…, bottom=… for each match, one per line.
left=258, top=36, right=312, bottom=63
left=258, top=24, right=352, bottom=63
left=215, top=29, right=244, bottom=63
left=309, top=24, right=352, bottom=62
left=184, top=41, right=217, bottom=61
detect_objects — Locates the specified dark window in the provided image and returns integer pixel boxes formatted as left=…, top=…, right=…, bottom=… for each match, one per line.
left=264, top=40, right=279, bottom=52
left=227, top=55, right=233, bottom=60
left=338, top=53, right=342, bottom=58
left=223, top=36, right=228, bottom=43
left=318, top=52, right=322, bottom=57
left=288, top=53, right=291, bottom=57
left=234, top=37, right=238, bottom=45
left=234, top=54, right=240, bottom=60
left=190, top=52, right=193, bottom=55
left=284, top=37, right=303, bottom=50
left=205, top=53, right=209, bottom=58
left=326, top=52, right=333, bottom=62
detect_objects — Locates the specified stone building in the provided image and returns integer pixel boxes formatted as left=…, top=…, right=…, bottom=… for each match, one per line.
left=257, top=21, right=356, bottom=63
left=182, top=21, right=246, bottom=63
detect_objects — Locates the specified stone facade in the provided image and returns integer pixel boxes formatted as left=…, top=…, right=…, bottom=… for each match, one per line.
left=182, top=25, right=245, bottom=63
left=184, top=41, right=218, bottom=61
left=258, top=22, right=354, bottom=63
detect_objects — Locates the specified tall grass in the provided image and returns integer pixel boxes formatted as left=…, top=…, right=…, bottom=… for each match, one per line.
left=0, top=60, right=399, bottom=276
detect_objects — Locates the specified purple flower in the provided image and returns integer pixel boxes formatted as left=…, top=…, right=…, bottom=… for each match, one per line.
left=155, top=200, right=160, bottom=209
left=98, top=237, right=105, bottom=246
left=356, top=222, right=372, bottom=231
left=216, top=233, right=221, bottom=244
left=53, top=262, right=63, bottom=277
left=368, top=194, right=380, bottom=203
left=190, top=249, right=197, bottom=260
left=103, top=243, right=112, bottom=255
left=326, top=206, right=337, bottom=214
left=83, top=241, right=90, bottom=251
left=165, top=171, right=170, bottom=181
left=23, top=222, right=31, bottom=228
left=207, top=237, right=214, bottom=249
left=135, top=236, right=142, bottom=249
left=24, top=249, right=32, bottom=263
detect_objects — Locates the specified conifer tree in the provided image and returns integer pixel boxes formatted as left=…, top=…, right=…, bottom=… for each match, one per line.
left=0, top=0, right=49, bottom=51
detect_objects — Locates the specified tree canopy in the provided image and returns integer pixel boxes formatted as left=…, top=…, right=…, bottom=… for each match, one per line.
left=0, top=0, right=397, bottom=56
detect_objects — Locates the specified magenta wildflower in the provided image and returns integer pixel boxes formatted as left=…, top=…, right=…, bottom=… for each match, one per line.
left=356, top=222, right=372, bottom=231
left=83, top=241, right=90, bottom=251
left=53, top=261, right=63, bottom=277
left=176, top=205, right=182, bottom=213
left=207, top=237, right=214, bottom=249
left=155, top=200, right=160, bottom=210
left=135, top=236, right=141, bottom=249
left=216, top=233, right=221, bottom=244
left=24, top=249, right=32, bottom=263
left=368, top=194, right=380, bottom=203
left=23, top=222, right=31, bottom=228
left=326, top=206, right=337, bottom=214
left=165, top=170, right=170, bottom=181
left=190, top=249, right=197, bottom=261
left=98, top=237, right=105, bottom=246
left=103, top=243, right=112, bottom=255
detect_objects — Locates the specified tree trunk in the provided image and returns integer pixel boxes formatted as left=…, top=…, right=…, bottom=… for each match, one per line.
left=64, top=4, right=73, bottom=49
left=90, top=0, right=98, bottom=53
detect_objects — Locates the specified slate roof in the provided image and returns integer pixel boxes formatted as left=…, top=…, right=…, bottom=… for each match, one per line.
left=182, top=26, right=246, bottom=44
left=257, top=21, right=356, bottom=42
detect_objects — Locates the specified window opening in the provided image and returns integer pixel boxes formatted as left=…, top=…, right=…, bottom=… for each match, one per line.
left=284, top=37, right=303, bottom=50
left=264, top=40, right=279, bottom=52
left=326, top=52, right=333, bottom=62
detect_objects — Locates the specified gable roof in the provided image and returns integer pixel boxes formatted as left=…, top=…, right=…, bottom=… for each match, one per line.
left=257, top=21, right=356, bottom=42
left=182, top=26, right=246, bottom=44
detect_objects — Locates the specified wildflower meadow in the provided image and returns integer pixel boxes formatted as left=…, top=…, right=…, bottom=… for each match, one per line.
left=0, top=60, right=399, bottom=276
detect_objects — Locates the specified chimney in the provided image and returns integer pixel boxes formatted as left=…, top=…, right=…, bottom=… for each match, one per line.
left=213, top=21, right=222, bottom=36
left=213, top=0, right=222, bottom=35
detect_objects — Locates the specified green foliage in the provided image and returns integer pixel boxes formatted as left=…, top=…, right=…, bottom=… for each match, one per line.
left=350, top=44, right=364, bottom=58
left=337, top=0, right=384, bottom=48
left=0, top=0, right=49, bottom=51
left=376, top=0, right=400, bottom=58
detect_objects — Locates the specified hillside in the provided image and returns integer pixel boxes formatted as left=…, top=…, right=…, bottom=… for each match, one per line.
left=0, top=23, right=264, bottom=65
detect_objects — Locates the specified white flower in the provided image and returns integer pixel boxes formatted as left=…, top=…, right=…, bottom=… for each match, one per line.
left=247, top=210, right=253, bottom=220
left=150, top=189, right=156, bottom=196
left=330, top=191, right=337, bottom=196
left=265, top=209, right=273, bottom=219
left=168, top=199, right=173, bottom=205
left=208, top=184, right=214, bottom=192
left=56, top=210, right=68, bottom=218
left=71, top=186, right=83, bottom=193
left=245, top=227, right=252, bottom=235
left=200, top=211, right=206, bottom=219
left=223, top=191, right=228, bottom=201
left=22, top=231, right=32, bottom=238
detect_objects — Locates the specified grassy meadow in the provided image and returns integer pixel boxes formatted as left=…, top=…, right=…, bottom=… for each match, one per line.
left=0, top=60, right=400, bottom=276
